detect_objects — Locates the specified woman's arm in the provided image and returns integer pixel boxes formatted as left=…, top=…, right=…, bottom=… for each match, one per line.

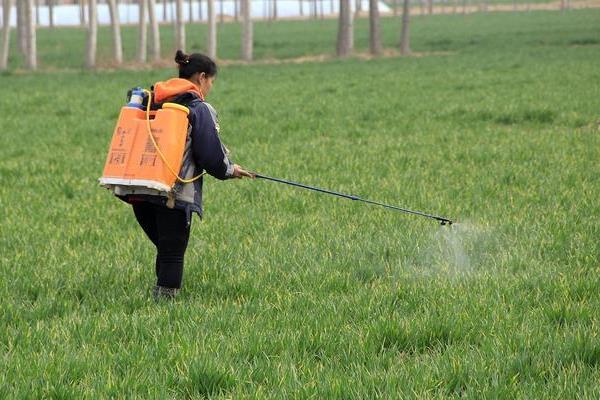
left=189, top=102, right=236, bottom=180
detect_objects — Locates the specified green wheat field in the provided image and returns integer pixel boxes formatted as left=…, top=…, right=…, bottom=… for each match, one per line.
left=1, top=9, right=599, bottom=399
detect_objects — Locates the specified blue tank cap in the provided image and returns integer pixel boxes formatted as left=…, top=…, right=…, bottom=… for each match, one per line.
left=127, top=87, right=146, bottom=110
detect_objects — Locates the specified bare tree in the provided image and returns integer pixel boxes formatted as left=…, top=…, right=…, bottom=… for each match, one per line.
left=399, top=0, right=410, bottom=55
left=138, top=0, right=148, bottom=62
left=1, top=0, right=12, bottom=70
left=148, top=0, right=161, bottom=61
left=207, top=0, right=216, bottom=58
left=354, top=0, right=361, bottom=17
left=241, top=0, right=252, bottom=60
left=336, top=0, right=353, bottom=57
left=107, top=0, right=123, bottom=64
left=369, top=0, right=381, bottom=55
left=49, top=0, right=55, bottom=27
left=80, top=0, right=87, bottom=27
left=175, top=0, right=185, bottom=50
left=86, top=0, right=97, bottom=68
left=17, top=0, right=26, bottom=54
left=25, top=0, right=36, bottom=69
left=35, top=0, right=40, bottom=25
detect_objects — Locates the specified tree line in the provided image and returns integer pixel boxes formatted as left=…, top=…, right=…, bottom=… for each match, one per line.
left=0, top=0, right=414, bottom=71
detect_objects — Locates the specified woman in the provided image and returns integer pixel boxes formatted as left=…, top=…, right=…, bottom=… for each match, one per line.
left=124, top=50, right=254, bottom=300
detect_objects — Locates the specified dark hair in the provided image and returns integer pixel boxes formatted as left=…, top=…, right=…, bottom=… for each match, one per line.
left=175, top=50, right=217, bottom=79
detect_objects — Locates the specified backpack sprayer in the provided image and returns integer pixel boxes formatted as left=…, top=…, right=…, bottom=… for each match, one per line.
left=253, top=173, right=453, bottom=225
left=99, top=87, right=204, bottom=197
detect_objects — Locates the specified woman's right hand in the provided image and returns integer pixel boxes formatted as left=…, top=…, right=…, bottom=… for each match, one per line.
left=232, top=164, right=255, bottom=179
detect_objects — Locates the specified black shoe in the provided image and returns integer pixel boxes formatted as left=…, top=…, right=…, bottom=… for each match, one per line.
left=152, top=285, right=179, bottom=301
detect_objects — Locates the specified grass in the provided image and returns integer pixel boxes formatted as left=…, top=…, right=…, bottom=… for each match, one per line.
left=1, top=8, right=600, bottom=399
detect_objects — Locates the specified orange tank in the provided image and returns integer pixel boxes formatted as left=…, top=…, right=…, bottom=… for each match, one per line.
left=99, top=102, right=190, bottom=193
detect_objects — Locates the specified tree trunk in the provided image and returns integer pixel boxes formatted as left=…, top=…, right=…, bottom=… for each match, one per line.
left=399, top=0, right=410, bottom=55
left=35, top=0, right=40, bottom=26
left=368, top=0, right=381, bottom=55
left=219, top=0, right=223, bottom=23
left=189, top=0, right=194, bottom=21
left=25, top=0, right=36, bottom=69
left=354, top=0, right=361, bottom=17
left=273, top=0, right=278, bottom=19
left=148, top=0, right=160, bottom=60
left=336, top=0, right=353, bottom=57
left=85, top=0, right=97, bottom=68
left=241, top=0, right=252, bottom=60
left=17, top=0, right=26, bottom=54
left=207, top=0, right=216, bottom=57
left=234, top=0, right=238, bottom=21
left=49, top=0, right=54, bottom=27
left=299, top=0, right=303, bottom=16
left=175, top=0, right=185, bottom=50
left=198, top=0, right=203, bottom=20
left=80, top=0, right=87, bottom=27
left=138, top=0, right=147, bottom=62
left=107, top=0, right=123, bottom=64
left=1, top=0, right=12, bottom=70
left=170, top=0, right=175, bottom=24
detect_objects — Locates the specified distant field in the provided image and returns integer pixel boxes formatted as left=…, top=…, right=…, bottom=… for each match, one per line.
left=1, top=9, right=599, bottom=398
left=3, top=7, right=599, bottom=69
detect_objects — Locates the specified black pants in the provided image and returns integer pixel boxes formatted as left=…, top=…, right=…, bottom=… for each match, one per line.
left=132, top=202, right=191, bottom=289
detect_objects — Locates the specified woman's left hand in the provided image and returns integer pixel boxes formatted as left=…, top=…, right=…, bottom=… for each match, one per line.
left=232, top=164, right=255, bottom=179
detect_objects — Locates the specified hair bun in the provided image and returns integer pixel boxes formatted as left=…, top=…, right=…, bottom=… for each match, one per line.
left=175, top=50, right=190, bottom=65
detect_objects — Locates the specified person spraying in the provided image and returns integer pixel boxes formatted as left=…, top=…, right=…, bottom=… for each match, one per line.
left=100, top=50, right=253, bottom=300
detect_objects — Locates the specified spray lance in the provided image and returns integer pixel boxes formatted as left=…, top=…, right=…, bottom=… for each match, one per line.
left=252, top=173, right=453, bottom=226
